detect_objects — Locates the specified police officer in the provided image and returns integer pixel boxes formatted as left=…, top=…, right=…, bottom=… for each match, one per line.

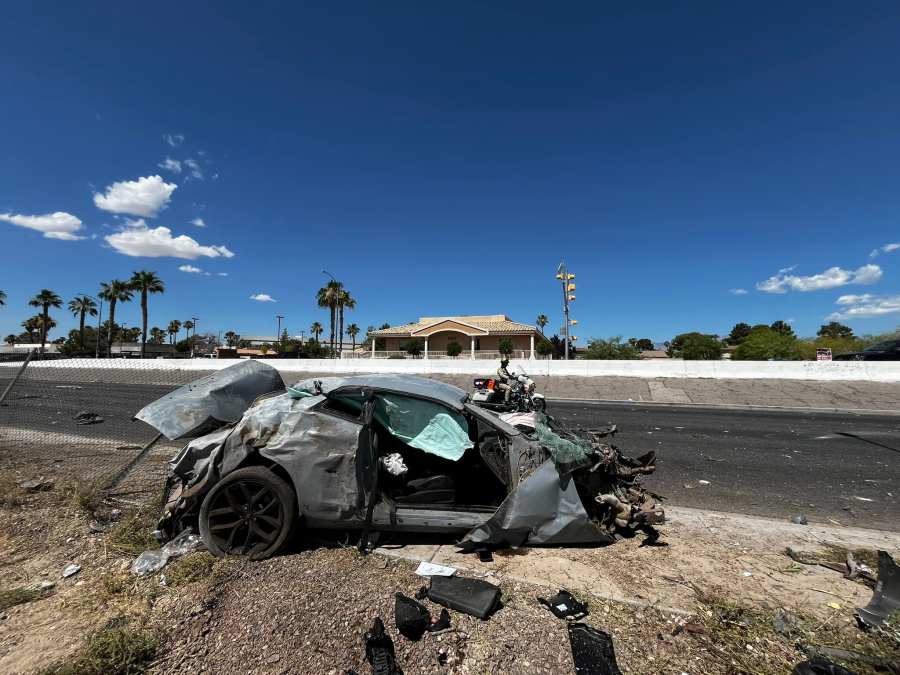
left=496, top=358, right=514, bottom=403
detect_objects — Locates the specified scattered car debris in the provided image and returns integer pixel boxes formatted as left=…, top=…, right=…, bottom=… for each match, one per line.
left=538, top=589, right=589, bottom=621
left=17, top=477, right=53, bottom=492
left=428, top=608, right=451, bottom=634
left=568, top=622, right=622, bottom=675
left=427, top=575, right=501, bottom=619
left=414, top=561, right=456, bottom=577
left=131, top=529, right=203, bottom=576
left=363, top=617, right=401, bottom=675
left=394, top=593, right=430, bottom=640
left=54, top=385, right=83, bottom=390
left=73, top=411, right=103, bottom=425
left=381, top=453, right=408, bottom=476
left=856, top=550, right=900, bottom=629
left=62, top=563, right=81, bottom=578
left=791, top=656, right=855, bottom=675
left=698, top=479, right=710, bottom=486
left=790, top=515, right=809, bottom=525
left=801, top=644, right=897, bottom=672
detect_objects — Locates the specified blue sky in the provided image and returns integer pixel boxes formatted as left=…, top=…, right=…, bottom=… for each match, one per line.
left=1, top=2, right=899, bottom=344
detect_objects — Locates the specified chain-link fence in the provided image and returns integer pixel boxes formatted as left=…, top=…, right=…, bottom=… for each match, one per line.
left=0, top=357, right=236, bottom=501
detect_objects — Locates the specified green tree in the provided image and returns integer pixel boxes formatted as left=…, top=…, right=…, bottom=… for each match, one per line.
left=224, top=330, right=239, bottom=347
left=536, top=314, right=549, bottom=335
left=167, top=319, right=182, bottom=344
left=28, top=289, right=62, bottom=351
left=818, top=321, right=854, bottom=339
left=498, top=338, right=514, bottom=357
left=5, top=334, right=15, bottom=346
left=583, top=336, right=640, bottom=360
left=20, top=316, right=40, bottom=343
left=316, top=281, right=342, bottom=356
left=337, top=288, right=355, bottom=356
left=130, top=271, right=165, bottom=358
left=68, top=296, right=98, bottom=353
left=346, top=323, right=360, bottom=351
left=402, top=338, right=424, bottom=357
left=726, top=322, right=752, bottom=346
left=535, top=338, right=554, bottom=358
left=446, top=341, right=462, bottom=358
left=310, top=321, right=324, bottom=342
left=149, top=326, right=166, bottom=344
left=100, top=280, right=133, bottom=353
left=634, top=338, right=654, bottom=351
left=680, top=333, right=723, bottom=360
left=770, top=320, right=795, bottom=338
left=732, top=328, right=801, bottom=360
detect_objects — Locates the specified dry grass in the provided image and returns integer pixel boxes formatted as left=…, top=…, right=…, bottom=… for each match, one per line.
left=66, top=479, right=106, bottom=517
left=40, top=620, right=158, bottom=675
left=0, top=587, right=44, bottom=612
left=165, top=552, right=219, bottom=587
left=107, top=510, right=158, bottom=555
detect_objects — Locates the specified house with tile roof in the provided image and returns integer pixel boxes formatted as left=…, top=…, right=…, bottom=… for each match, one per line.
left=364, top=315, right=543, bottom=359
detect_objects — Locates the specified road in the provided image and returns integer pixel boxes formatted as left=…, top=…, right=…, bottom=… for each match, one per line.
left=2, top=378, right=898, bottom=530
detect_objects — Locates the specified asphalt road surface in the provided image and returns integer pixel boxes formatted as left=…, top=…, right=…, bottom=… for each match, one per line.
left=2, top=378, right=898, bottom=530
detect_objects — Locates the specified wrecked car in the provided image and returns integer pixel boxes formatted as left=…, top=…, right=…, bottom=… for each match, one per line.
left=137, top=362, right=664, bottom=559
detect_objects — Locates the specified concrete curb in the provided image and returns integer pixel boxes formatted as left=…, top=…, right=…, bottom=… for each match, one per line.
left=546, top=397, right=900, bottom=416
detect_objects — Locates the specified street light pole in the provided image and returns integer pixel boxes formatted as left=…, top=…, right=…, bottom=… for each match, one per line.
left=276, top=314, right=284, bottom=351
left=191, top=316, right=198, bottom=357
left=556, top=262, right=576, bottom=360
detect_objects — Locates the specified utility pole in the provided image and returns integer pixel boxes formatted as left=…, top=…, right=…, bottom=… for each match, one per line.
left=191, top=316, right=198, bottom=358
left=556, top=262, right=577, bottom=360
left=276, top=315, right=284, bottom=351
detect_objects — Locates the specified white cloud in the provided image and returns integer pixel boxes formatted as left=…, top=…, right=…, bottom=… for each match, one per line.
left=178, top=264, right=202, bottom=273
left=183, top=158, right=203, bottom=180
left=93, top=175, right=177, bottom=218
left=828, top=294, right=900, bottom=320
left=158, top=157, right=182, bottom=174
left=104, top=219, right=235, bottom=259
left=191, top=217, right=206, bottom=227
left=0, top=211, right=86, bottom=240
left=163, top=133, right=185, bottom=147
left=729, top=288, right=748, bottom=295
left=217, top=272, right=228, bottom=276
left=250, top=293, right=276, bottom=302
left=756, top=264, right=882, bottom=293
left=870, top=242, right=900, bottom=258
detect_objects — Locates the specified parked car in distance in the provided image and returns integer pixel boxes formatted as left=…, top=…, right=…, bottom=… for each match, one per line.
left=833, top=339, right=900, bottom=361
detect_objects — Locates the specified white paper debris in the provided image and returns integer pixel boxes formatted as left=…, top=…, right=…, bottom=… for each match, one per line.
left=62, top=563, right=81, bottom=578
left=415, top=561, right=457, bottom=577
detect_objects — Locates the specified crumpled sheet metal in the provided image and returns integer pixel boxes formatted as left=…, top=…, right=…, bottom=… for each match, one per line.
left=460, top=460, right=614, bottom=549
left=856, top=549, right=900, bottom=628
left=291, top=374, right=468, bottom=411
left=136, top=360, right=284, bottom=440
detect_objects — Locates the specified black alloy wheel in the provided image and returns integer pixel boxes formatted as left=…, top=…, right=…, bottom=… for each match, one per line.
left=198, top=466, right=296, bottom=560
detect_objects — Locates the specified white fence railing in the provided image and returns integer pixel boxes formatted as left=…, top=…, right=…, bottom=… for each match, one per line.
left=342, top=350, right=530, bottom=360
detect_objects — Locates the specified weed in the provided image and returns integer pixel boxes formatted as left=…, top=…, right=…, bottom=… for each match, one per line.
left=165, top=552, right=217, bottom=587
left=41, top=621, right=158, bottom=675
left=67, top=479, right=106, bottom=517
left=107, top=510, right=157, bottom=555
left=0, top=587, right=43, bottom=611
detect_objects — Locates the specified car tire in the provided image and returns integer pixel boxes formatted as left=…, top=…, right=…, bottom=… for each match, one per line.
left=198, top=466, right=297, bottom=560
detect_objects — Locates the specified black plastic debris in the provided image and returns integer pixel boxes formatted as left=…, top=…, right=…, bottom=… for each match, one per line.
left=73, top=411, right=104, bottom=425
left=414, top=585, right=428, bottom=601
left=856, top=550, right=900, bottom=629
left=394, top=593, right=430, bottom=641
left=363, top=617, right=402, bottom=675
left=427, top=608, right=451, bottom=633
left=538, top=589, right=589, bottom=621
left=791, top=657, right=857, bottom=675
left=568, top=623, right=622, bottom=675
left=791, top=515, right=809, bottom=525
left=428, top=575, right=501, bottom=620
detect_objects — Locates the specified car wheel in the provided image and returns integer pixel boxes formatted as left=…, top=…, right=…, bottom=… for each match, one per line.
left=198, top=466, right=297, bottom=560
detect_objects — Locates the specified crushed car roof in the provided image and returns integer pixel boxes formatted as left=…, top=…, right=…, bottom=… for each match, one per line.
left=292, top=374, right=469, bottom=411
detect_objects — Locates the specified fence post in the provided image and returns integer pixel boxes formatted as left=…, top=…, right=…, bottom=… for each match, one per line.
left=0, top=349, right=35, bottom=406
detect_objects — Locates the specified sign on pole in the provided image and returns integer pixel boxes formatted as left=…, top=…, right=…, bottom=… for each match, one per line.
left=816, top=348, right=832, bottom=361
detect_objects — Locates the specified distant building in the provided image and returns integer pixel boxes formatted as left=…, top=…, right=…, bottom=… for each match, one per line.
left=108, top=343, right=177, bottom=357
left=367, top=315, right=542, bottom=359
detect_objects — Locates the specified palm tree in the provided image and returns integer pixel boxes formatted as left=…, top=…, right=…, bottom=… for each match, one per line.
left=21, top=317, right=39, bottom=343
left=0, top=289, right=6, bottom=306
left=129, top=271, right=165, bottom=358
left=100, top=280, right=133, bottom=354
left=28, top=289, right=62, bottom=351
left=224, top=330, right=238, bottom=347
left=150, top=327, right=166, bottom=344
left=346, top=323, right=360, bottom=352
left=167, top=319, right=182, bottom=344
left=183, top=320, right=194, bottom=345
left=68, top=296, right=98, bottom=352
left=536, top=314, right=549, bottom=335
left=316, top=282, right=342, bottom=356
left=337, top=289, right=356, bottom=357
left=310, top=321, right=323, bottom=343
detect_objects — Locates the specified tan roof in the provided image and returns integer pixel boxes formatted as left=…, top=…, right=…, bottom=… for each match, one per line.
left=372, top=315, right=540, bottom=337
